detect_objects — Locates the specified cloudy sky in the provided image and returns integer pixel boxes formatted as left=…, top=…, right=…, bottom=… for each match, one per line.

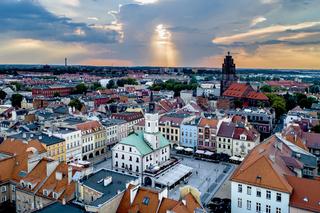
left=1, top=0, right=320, bottom=69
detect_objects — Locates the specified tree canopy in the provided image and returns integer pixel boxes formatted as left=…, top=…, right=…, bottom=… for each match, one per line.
left=11, top=94, right=23, bottom=108
left=149, top=79, right=198, bottom=97
left=73, top=83, right=88, bottom=94
left=116, top=78, right=138, bottom=87
left=0, top=90, right=7, bottom=100
left=68, top=99, right=83, bottom=111
left=266, top=94, right=286, bottom=119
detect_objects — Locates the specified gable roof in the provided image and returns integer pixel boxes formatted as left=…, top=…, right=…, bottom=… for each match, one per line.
left=117, top=187, right=203, bottom=213
left=217, top=122, right=235, bottom=138
left=230, top=135, right=294, bottom=193
left=0, top=138, right=46, bottom=156
left=223, top=83, right=268, bottom=101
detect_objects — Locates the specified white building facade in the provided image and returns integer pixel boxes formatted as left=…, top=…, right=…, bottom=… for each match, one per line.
left=112, top=107, right=171, bottom=184
left=53, top=129, right=82, bottom=163
left=231, top=181, right=290, bottom=213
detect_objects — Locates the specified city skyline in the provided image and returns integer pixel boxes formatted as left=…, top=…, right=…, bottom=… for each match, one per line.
left=1, top=0, right=320, bottom=69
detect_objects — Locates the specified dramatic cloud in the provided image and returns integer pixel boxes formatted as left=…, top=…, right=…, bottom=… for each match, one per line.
left=1, top=0, right=320, bottom=68
left=0, top=0, right=121, bottom=44
left=251, top=17, right=267, bottom=27
left=212, top=22, right=320, bottom=45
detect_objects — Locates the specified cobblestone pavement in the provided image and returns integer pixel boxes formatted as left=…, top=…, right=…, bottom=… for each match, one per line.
left=167, top=156, right=235, bottom=205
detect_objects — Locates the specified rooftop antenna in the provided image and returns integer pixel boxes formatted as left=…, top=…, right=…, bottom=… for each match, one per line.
left=65, top=57, right=68, bottom=68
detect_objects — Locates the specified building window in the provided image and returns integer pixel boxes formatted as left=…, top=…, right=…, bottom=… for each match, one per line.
left=136, top=158, right=139, bottom=163
left=122, top=146, right=124, bottom=150
left=1, top=186, right=6, bottom=192
left=266, top=205, right=271, bottom=213
left=247, top=186, right=252, bottom=195
left=129, top=156, right=132, bottom=161
left=1, top=196, right=6, bottom=203
left=256, top=203, right=261, bottom=213
left=115, top=153, right=118, bottom=158
left=115, top=161, right=118, bottom=167
left=143, top=197, right=150, bottom=205
left=276, top=193, right=281, bottom=202
left=237, top=198, right=242, bottom=208
left=256, top=188, right=261, bottom=197
left=129, top=147, right=132, bottom=152
left=266, top=190, right=271, bottom=200
left=238, top=184, right=242, bottom=193
left=121, top=154, right=124, bottom=160
left=247, top=200, right=251, bottom=210
left=53, top=192, right=58, bottom=199
left=276, top=207, right=281, bottom=213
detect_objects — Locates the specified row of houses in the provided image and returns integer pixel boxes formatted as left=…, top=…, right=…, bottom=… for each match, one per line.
left=135, top=113, right=260, bottom=159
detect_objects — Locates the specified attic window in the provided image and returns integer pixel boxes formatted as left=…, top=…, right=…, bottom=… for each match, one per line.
left=142, top=197, right=150, bottom=205
left=303, top=197, right=308, bottom=202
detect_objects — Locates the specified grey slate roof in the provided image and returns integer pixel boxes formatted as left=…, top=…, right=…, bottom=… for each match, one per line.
left=10, top=132, right=64, bottom=146
left=35, top=202, right=85, bottom=213
left=81, top=169, right=138, bottom=207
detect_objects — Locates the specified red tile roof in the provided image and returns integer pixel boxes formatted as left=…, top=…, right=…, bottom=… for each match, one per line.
left=198, top=118, right=218, bottom=128
left=246, top=91, right=269, bottom=101
left=230, top=135, right=295, bottom=193
left=223, top=83, right=268, bottom=101
left=233, top=127, right=259, bottom=141
left=76, top=120, right=102, bottom=132
left=286, top=175, right=320, bottom=212
left=223, top=83, right=250, bottom=98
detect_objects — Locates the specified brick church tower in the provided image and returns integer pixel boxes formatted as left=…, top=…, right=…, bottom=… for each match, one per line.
left=220, top=52, right=238, bottom=96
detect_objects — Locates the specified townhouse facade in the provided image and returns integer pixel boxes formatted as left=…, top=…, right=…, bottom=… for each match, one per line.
left=197, top=118, right=219, bottom=151
left=180, top=118, right=200, bottom=149
left=53, top=128, right=82, bottom=163
left=159, top=113, right=195, bottom=147
left=76, top=120, right=106, bottom=161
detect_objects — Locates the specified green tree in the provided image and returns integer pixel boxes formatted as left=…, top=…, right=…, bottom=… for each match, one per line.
left=266, top=94, right=287, bottom=119
left=234, top=99, right=243, bottom=108
left=11, top=82, right=22, bottom=91
left=69, top=99, right=83, bottom=111
left=260, top=85, right=272, bottom=93
left=74, top=83, right=88, bottom=94
left=53, top=92, right=60, bottom=97
left=107, top=80, right=116, bottom=89
left=92, top=82, right=102, bottom=91
left=117, top=78, right=138, bottom=87
left=0, top=90, right=7, bottom=100
left=11, top=94, right=23, bottom=108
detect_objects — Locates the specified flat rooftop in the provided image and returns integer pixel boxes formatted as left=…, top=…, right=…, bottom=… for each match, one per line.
left=81, top=169, right=138, bottom=207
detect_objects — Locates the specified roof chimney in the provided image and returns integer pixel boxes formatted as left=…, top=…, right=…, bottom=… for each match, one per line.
left=103, top=176, right=112, bottom=187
